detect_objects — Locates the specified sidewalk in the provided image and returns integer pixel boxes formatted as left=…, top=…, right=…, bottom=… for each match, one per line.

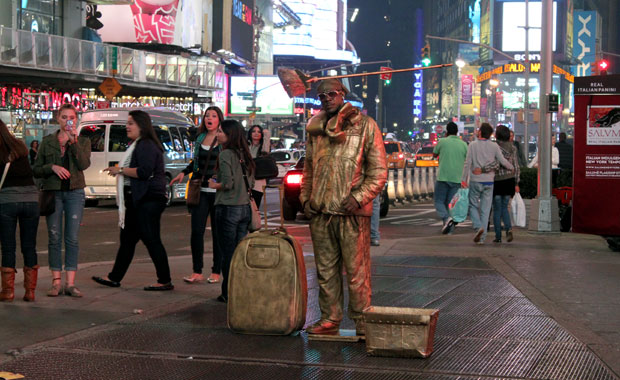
left=1, top=227, right=619, bottom=379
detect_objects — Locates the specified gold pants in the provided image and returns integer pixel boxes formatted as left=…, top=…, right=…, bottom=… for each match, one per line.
left=309, top=214, right=371, bottom=322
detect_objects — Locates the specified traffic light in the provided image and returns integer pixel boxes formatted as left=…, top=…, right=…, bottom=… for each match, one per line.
left=384, top=78, right=391, bottom=86
left=599, top=59, right=609, bottom=75
left=421, top=43, right=431, bottom=67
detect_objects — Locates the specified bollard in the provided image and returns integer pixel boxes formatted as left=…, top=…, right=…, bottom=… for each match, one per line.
left=396, top=168, right=406, bottom=203
left=412, top=167, right=421, bottom=201
left=387, top=169, right=397, bottom=204
left=405, top=167, right=414, bottom=201
left=419, top=167, right=428, bottom=199
left=427, top=167, right=435, bottom=197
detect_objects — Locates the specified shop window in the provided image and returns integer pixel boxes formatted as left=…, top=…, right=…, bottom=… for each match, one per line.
left=154, top=126, right=173, bottom=152
left=18, top=0, right=62, bottom=35
left=79, top=124, right=106, bottom=152
left=109, top=125, right=131, bottom=152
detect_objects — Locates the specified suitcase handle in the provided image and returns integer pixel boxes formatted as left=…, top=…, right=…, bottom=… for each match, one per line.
left=262, top=184, right=285, bottom=231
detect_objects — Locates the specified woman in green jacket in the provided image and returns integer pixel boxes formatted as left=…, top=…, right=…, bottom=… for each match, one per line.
left=33, top=103, right=91, bottom=297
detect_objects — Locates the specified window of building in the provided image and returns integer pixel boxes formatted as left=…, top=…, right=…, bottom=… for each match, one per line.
left=18, top=0, right=63, bottom=35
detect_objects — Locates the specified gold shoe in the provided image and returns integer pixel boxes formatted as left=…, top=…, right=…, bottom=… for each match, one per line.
left=206, top=273, right=220, bottom=283
left=306, top=319, right=340, bottom=335
left=355, top=319, right=366, bottom=336
left=47, top=278, right=62, bottom=297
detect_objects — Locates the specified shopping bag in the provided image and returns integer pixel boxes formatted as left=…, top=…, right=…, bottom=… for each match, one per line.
left=449, top=188, right=469, bottom=223
left=511, top=192, right=526, bottom=227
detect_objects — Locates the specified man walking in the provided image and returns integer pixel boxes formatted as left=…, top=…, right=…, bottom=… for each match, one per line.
left=433, top=122, right=467, bottom=234
left=461, top=123, right=513, bottom=244
left=301, top=78, right=387, bottom=336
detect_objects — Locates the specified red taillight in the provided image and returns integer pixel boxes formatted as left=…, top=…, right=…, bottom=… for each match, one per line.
left=285, top=173, right=303, bottom=185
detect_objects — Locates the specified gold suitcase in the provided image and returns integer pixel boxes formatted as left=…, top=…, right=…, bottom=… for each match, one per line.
left=363, top=306, right=439, bottom=358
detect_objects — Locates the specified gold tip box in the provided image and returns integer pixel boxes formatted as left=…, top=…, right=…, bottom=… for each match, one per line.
left=363, top=306, right=439, bottom=358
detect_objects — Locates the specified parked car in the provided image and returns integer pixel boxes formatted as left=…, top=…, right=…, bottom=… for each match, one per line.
left=282, top=157, right=389, bottom=220
left=77, top=108, right=196, bottom=206
left=384, top=140, right=415, bottom=169
left=271, top=148, right=304, bottom=179
left=415, top=146, right=439, bottom=167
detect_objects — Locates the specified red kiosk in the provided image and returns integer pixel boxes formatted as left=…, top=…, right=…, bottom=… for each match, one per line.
left=573, top=74, right=620, bottom=240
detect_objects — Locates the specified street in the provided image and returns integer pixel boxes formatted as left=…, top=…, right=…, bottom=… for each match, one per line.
left=20, top=189, right=463, bottom=268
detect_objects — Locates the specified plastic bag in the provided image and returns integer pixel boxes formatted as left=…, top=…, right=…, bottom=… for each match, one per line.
left=511, top=192, right=526, bottom=227
left=449, top=188, right=469, bottom=223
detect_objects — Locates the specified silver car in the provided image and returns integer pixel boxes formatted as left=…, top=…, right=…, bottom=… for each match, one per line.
left=77, top=108, right=196, bottom=206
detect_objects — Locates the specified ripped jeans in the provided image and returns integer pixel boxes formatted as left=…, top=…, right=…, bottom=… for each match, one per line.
left=46, top=189, right=85, bottom=271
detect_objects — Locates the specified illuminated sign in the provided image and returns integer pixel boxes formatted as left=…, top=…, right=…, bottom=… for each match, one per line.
left=230, top=76, right=293, bottom=116
left=477, top=63, right=574, bottom=83
left=0, top=87, right=91, bottom=111
left=412, top=65, right=423, bottom=117
left=232, top=0, right=252, bottom=25
left=501, top=1, right=557, bottom=52
left=573, top=11, right=597, bottom=77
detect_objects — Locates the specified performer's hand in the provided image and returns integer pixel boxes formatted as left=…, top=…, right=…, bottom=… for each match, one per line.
left=342, top=195, right=360, bottom=213
left=461, top=181, right=468, bottom=189
left=303, top=201, right=317, bottom=219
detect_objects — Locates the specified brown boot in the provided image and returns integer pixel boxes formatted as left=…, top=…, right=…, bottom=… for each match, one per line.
left=23, top=265, right=39, bottom=302
left=0, top=267, right=17, bottom=302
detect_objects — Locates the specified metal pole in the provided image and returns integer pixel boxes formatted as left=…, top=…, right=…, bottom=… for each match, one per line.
left=523, top=0, right=530, bottom=163
left=529, top=0, right=559, bottom=232
left=378, top=79, right=383, bottom=129
left=457, top=66, right=462, bottom=122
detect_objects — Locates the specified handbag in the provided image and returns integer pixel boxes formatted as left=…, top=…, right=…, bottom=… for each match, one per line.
left=449, top=188, right=469, bottom=223
left=186, top=136, right=216, bottom=207
left=510, top=192, right=526, bottom=228
left=253, top=154, right=278, bottom=180
left=39, top=189, right=56, bottom=216
left=239, top=155, right=262, bottom=232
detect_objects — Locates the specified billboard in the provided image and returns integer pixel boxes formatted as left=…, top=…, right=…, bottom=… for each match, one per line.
left=212, top=0, right=255, bottom=62
left=501, top=1, right=557, bottom=52
left=229, top=76, right=294, bottom=116
left=97, top=0, right=203, bottom=47
left=272, top=0, right=356, bottom=62
left=573, top=11, right=599, bottom=77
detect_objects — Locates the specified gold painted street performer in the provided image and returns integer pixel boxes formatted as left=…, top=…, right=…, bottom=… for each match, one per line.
left=301, top=78, right=388, bottom=336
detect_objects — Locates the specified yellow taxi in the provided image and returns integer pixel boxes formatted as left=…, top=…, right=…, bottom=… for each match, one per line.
left=384, top=140, right=415, bottom=169
left=415, top=146, right=439, bottom=167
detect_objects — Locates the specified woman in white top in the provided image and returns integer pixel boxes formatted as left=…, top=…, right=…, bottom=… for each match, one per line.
left=247, top=125, right=270, bottom=208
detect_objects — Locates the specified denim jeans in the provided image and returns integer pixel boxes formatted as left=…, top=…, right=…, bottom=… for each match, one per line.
left=468, top=181, right=494, bottom=241
left=370, top=195, right=380, bottom=241
left=0, top=202, right=39, bottom=268
left=493, top=195, right=512, bottom=240
left=189, top=191, right=219, bottom=274
left=109, top=195, right=171, bottom=284
left=215, top=204, right=251, bottom=298
left=434, top=181, right=461, bottom=223
left=46, top=189, right=85, bottom=271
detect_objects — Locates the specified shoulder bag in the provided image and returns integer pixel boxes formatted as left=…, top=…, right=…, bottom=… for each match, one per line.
left=239, top=155, right=261, bottom=232
left=0, top=162, right=10, bottom=189
left=186, top=137, right=216, bottom=207
left=253, top=153, right=278, bottom=180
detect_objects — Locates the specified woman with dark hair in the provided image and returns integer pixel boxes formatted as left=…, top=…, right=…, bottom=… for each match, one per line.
left=492, top=125, right=520, bottom=243
left=92, top=110, right=173, bottom=291
left=208, top=120, right=254, bottom=303
left=170, top=106, right=223, bottom=284
left=0, top=120, right=40, bottom=302
left=33, top=103, right=91, bottom=297
left=247, top=124, right=270, bottom=207
left=29, top=140, right=39, bottom=165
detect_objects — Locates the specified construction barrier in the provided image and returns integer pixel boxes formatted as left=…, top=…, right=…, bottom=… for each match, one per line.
left=387, top=169, right=397, bottom=203
left=396, top=168, right=406, bottom=202
left=405, top=167, right=414, bottom=201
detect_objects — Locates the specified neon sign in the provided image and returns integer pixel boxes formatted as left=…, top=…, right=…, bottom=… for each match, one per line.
left=413, top=65, right=423, bottom=117
left=232, top=0, right=252, bottom=26
left=0, top=87, right=90, bottom=111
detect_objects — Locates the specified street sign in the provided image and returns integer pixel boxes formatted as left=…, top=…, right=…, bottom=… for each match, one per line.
left=246, top=106, right=262, bottom=112
left=380, top=66, right=392, bottom=81
left=99, top=78, right=122, bottom=101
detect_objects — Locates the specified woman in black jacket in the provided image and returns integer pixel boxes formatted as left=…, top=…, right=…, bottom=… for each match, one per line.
left=0, top=120, right=40, bottom=302
left=92, top=110, right=173, bottom=291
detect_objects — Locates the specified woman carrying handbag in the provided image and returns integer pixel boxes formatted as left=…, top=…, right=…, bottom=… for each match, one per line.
left=247, top=125, right=271, bottom=208
left=208, top=120, right=254, bottom=303
left=0, top=119, right=41, bottom=302
left=170, top=106, right=223, bottom=284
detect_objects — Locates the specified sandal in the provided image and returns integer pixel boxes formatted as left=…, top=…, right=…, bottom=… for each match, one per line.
left=47, top=278, right=62, bottom=297
left=64, top=285, right=83, bottom=298
left=183, top=273, right=205, bottom=283
left=207, top=273, right=221, bottom=283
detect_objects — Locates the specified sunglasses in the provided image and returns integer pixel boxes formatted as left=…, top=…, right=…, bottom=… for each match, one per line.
left=318, top=90, right=342, bottom=101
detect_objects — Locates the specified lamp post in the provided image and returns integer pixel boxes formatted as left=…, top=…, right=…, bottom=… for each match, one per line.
left=375, top=95, right=380, bottom=129
left=455, top=58, right=466, bottom=123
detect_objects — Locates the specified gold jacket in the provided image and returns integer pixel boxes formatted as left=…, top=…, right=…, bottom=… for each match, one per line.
left=300, top=103, right=388, bottom=216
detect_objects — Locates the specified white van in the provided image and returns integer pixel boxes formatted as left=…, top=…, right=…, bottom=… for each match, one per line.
left=77, top=108, right=196, bottom=206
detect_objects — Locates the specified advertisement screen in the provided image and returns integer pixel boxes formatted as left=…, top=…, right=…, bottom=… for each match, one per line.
left=229, top=76, right=294, bottom=116
left=501, top=1, right=557, bottom=52
left=230, top=0, right=254, bottom=61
